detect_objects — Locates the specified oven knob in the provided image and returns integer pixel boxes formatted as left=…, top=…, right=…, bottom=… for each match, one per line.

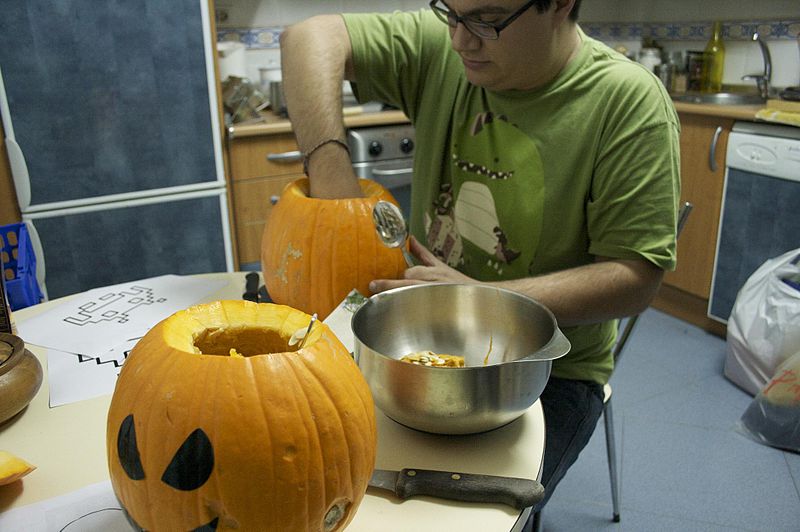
left=400, top=137, right=415, bottom=154
left=369, top=141, right=383, bottom=156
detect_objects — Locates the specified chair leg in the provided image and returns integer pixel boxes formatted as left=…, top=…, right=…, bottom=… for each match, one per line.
left=604, top=400, right=621, bottom=522
left=532, top=509, right=543, bottom=532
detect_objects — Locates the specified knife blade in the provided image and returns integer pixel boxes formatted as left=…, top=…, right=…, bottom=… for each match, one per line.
left=368, top=468, right=544, bottom=510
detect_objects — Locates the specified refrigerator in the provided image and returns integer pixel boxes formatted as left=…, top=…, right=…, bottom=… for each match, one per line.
left=0, top=0, right=233, bottom=301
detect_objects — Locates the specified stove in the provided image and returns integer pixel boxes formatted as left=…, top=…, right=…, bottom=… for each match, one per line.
left=347, top=124, right=415, bottom=217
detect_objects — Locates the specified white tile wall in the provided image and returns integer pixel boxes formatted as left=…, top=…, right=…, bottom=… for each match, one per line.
left=219, top=0, right=800, bottom=90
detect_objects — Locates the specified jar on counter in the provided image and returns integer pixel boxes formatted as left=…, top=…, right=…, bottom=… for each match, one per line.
left=638, top=48, right=662, bottom=74
left=686, top=51, right=706, bottom=92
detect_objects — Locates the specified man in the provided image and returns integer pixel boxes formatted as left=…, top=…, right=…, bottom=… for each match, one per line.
left=280, top=0, right=680, bottom=514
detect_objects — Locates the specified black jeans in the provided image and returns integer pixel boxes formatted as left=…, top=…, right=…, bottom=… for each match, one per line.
left=534, top=376, right=605, bottom=511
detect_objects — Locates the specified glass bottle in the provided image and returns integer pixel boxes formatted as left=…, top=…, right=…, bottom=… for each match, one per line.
left=701, top=21, right=725, bottom=93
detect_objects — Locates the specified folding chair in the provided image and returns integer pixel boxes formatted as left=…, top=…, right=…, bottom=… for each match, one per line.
left=531, top=202, right=693, bottom=532
left=603, top=201, right=693, bottom=522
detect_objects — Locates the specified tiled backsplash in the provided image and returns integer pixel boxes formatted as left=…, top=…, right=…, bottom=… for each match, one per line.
left=584, top=19, right=800, bottom=42
left=220, top=19, right=800, bottom=49
left=218, top=18, right=800, bottom=90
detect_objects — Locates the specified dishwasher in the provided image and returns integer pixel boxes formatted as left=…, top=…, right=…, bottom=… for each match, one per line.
left=708, top=121, right=800, bottom=323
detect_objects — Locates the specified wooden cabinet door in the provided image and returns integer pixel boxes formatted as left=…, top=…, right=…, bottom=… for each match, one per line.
left=228, top=134, right=303, bottom=182
left=228, top=133, right=305, bottom=267
left=231, top=174, right=300, bottom=267
left=664, top=113, right=733, bottom=298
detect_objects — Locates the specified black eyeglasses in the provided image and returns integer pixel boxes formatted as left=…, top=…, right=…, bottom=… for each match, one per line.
left=429, top=0, right=540, bottom=40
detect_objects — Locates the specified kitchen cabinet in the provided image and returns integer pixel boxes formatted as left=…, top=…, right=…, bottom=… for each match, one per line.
left=228, top=133, right=304, bottom=268
left=652, top=112, right=733, bottom=336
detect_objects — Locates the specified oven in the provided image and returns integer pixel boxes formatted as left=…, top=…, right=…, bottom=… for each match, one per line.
left=347, top=124, right=415, bottom=217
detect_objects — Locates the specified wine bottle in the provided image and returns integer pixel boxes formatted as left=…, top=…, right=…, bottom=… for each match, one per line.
left=701, top=21, right=725, bottom=93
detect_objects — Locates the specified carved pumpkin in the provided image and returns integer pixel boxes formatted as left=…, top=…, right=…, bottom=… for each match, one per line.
left=261, top=178, right=407, bottom=319
left=106, top=300, right=376, bottom=532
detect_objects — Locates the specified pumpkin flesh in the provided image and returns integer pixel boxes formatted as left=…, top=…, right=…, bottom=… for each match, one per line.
left=106, top=300, right=376, bottom=532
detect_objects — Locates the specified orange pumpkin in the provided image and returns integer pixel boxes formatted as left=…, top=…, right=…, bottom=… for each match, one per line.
left=261, top=178, right=407, bottom=319
left=106, top=300, right=376, bottom=532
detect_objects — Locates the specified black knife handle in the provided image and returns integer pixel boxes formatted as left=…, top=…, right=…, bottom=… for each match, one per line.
left=394, top=469, right=544, bottom=510
left=243, top=272, right=260, bottom=302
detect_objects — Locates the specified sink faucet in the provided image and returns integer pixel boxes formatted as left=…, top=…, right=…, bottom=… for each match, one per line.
left=742, top=32, right=772, bottom=100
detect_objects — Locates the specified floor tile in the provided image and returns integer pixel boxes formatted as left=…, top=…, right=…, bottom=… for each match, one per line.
left=620, top=416, right=800, bottom=531
left=610, top=310, right=727, bottom=409
left=622, top=372, right=753, bottom=431
left=544, top=309, right=800, bottom=532
left=542, top=496, right=751, bottom=532
left=785, top=451, right=800, bottom=499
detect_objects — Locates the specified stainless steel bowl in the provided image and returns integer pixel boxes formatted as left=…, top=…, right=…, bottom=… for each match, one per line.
left=352, top=283, right=570, bottom=434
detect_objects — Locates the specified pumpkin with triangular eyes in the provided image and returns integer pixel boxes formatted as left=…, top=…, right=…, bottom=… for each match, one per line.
left=106, top=300, right=376, bottom=531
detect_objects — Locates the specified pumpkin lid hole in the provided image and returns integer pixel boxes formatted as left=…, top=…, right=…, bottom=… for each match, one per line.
left=193, top=327, right=294, bottom=357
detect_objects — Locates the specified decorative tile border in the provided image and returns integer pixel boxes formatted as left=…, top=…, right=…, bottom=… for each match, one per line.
left=218, top=19, right=800, bottom=49
left=217, top=27, right=283, bottom=49
left=582, top=20, right=800, bottom=42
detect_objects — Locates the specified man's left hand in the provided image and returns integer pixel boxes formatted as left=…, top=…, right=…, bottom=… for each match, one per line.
left=369, top=236, right=475, bottom=294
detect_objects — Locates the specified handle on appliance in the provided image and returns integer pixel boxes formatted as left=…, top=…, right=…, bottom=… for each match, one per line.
left=266, top=151, right=303, bottom=163
left=1, top=66, right=32, bottom=211
left=4, top=139, right=31, bottom=211
left=372, top=167, right=413, bottom=177
left=709, top=126, right=723, bottom=172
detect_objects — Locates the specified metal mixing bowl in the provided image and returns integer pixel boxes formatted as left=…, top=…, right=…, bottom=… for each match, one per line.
left=352, top=283, right=570, bottom=434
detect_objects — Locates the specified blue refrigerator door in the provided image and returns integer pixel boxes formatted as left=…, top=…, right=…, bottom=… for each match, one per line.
left=25, top=190, right=232, bottom=300
left=0, top=0, right=220, bottom=209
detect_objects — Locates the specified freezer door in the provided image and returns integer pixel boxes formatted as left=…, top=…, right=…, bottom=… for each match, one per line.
left=25, top=192, right=231, bottom=300
left=0, top=0, right=221, bottom=207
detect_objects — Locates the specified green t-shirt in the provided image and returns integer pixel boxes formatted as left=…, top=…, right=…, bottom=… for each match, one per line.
left=344, top=10, right=680, bottom=384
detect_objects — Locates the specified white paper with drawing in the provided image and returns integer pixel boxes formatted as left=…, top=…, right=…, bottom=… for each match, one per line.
left=18, top=275, right=226, bottom=358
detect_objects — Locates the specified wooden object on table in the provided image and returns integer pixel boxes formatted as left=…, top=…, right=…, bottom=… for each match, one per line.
left=0, top=333, right=42, bottom=424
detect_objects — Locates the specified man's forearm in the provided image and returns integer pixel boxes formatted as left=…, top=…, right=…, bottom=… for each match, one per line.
left=489, top=259, right=664, bottom=327
left=280, top=15, right=361, bottom=198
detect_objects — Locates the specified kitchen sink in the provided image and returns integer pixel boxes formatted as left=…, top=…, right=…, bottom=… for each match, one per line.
left=672, top=92, right=766, bottom=106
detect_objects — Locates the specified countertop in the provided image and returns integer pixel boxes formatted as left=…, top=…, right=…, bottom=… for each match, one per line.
left=228, top=108, right=410, bottom=138
left=672, top=101, right=763, bottom=120
left=227, top=101, right=765, bottom=140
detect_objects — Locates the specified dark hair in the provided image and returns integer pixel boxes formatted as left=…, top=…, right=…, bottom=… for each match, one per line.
left=533, top=0, right=582, bottom=21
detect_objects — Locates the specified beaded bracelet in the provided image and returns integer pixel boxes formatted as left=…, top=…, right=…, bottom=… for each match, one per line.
left=302, top=138, right=351, bottom=175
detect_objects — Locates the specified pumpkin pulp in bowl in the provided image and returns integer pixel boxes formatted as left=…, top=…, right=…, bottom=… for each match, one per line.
left=106, top=300, right=376, bottom=532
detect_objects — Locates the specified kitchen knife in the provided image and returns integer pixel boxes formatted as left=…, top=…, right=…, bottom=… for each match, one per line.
left=368, top=468, right=544, bottom=510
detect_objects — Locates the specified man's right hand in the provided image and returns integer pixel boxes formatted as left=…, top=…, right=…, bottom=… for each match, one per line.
left=281, top=15, right=364, bottom=200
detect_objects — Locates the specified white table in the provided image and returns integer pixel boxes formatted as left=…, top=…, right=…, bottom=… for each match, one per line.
left=0, top=273, right=544, bottom=531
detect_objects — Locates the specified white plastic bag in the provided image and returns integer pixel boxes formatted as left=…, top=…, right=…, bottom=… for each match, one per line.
left=724, top=248, right=800, bottom=396
left=737, top=350, right=800, bottom=452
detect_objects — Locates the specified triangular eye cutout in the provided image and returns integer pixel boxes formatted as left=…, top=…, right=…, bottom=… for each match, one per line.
left=117, top=414, right=145, bottom=480
left=161, top=428, right=215, bottom=491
